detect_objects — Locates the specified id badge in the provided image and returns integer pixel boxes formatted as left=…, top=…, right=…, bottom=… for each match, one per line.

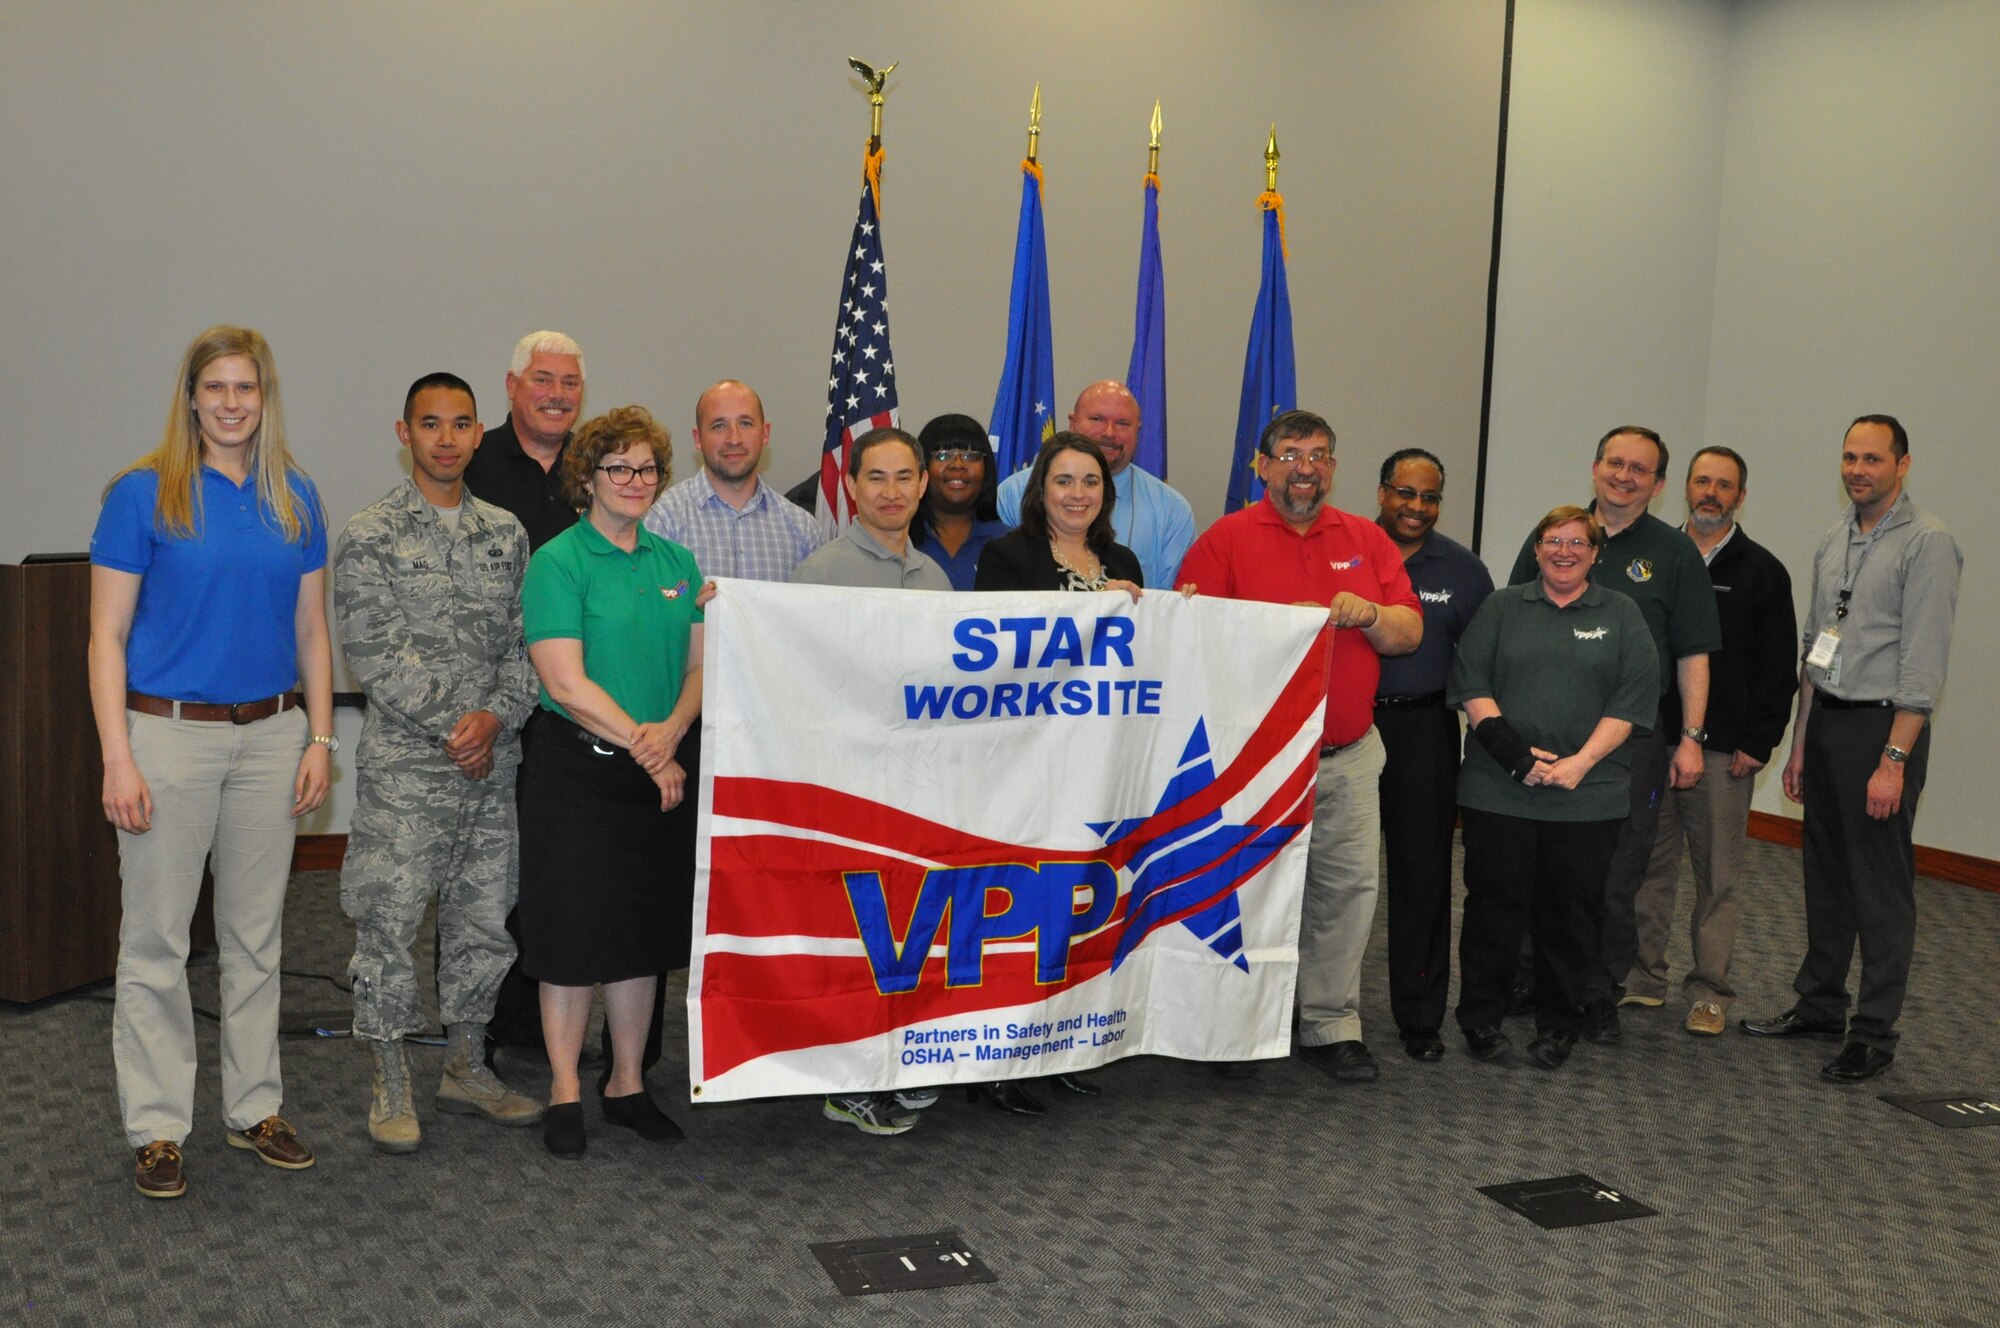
left=1805, top=628, right=1840, bottom=671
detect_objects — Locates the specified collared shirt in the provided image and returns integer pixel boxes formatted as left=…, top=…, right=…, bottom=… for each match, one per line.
left=1376, top=529, right=1494, bottom=697
left=1802, top=493, right=1960, bottom=713
left=1509, top=507, right=1722, bottom=709
left=1175, top=499, right=1421, bottom=748
left=1449, top=580, right=1659, bottom=822
left=916, top=517, right=1013, bottom=591
left=997, top=463, right=1195, bottom=593
left=333, top=479, right=538, bottom=770
left=462, top=414, right=578, bottom=552
left=643, top=469, right=825, bottom=583
left=791, top=521, right=953, bottom=591
left=522, top=519, right=703, bottom=724
left=1693, top=521, right=1737, bottom=566
left=90, top=465, right=327, bottom=703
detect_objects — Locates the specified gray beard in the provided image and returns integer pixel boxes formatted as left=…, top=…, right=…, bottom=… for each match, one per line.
left=1688, top=508, right=1734, bottom=535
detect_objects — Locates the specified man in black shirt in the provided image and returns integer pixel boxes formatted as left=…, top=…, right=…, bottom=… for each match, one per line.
left=464, top=330, right=585, bottom=552
left=463, top=331, right=585, bottom=1058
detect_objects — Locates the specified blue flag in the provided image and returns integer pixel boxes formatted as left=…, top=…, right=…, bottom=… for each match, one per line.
left=1126, top=172, right=1168, bottom=479
left=1225, top=199, right=1296, bottom=511
left=988, top=161, right=1057, bottom=479
left=818, top=149, right=901, bottom=530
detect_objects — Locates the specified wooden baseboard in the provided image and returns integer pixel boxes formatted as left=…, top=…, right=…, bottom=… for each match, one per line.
left=1748, top=811, right=1998, bottom=894
left=292, top=834, right=347, bottom=872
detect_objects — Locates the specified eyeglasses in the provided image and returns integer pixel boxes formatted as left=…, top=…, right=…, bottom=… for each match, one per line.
left=597, top=463, right=663, bottom=485
left=1383, top=484, right=1442, bottom=506
left=1539, top=536, right=1593, bottom=552
left=1599, top=457, right=1656, bottom=479
left=929, top=448, right=985, bottom=465
left=1270, top=448, right=1332, bottom=467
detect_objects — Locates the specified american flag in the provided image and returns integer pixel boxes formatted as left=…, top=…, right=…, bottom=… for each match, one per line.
left=817, top=156, right=900, bottom=530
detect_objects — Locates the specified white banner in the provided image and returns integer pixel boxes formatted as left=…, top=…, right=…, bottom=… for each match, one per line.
left=687, top=580, right=1328, bottom=1103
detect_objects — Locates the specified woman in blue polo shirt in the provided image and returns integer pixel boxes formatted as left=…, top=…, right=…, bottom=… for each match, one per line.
left=88, top=326, right=335, bottom=1199
left=518, top=405, right=703, bottom=1158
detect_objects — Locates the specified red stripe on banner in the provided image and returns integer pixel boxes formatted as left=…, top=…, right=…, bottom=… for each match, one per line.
left=706, top=837, right=936, bottom=940
left=714, top=777, right=1083, bottom=865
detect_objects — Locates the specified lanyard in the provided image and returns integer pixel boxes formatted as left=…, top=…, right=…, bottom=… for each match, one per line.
left=1835, top=492, right=1903, bottom=622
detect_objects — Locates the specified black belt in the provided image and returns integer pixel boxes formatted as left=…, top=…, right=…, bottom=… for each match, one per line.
left=1815, top=694, right=1893, bottom=711
left=538, top=708, right=622, bottom=757
left=1374, top=691, right=1446, bottom=711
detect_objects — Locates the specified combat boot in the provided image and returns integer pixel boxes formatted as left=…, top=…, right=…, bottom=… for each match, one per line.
left=438, top=1022, right=545, bottom=1126
left=368, top=1038, right=421, bottom=1154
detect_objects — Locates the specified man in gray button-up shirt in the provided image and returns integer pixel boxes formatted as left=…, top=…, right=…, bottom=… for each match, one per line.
left=1741, top=414, right=1961, bottom=1084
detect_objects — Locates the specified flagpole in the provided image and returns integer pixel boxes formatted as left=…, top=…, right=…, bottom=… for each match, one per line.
left=1128, top=101, right=1169, bottom=479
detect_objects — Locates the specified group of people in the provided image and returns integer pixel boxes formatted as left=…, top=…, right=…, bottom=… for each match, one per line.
left=90, top=325, right=1961, bottom=1200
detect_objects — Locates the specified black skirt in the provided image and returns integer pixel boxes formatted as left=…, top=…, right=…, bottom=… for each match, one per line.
left=516, top=709, right=696, bottom=985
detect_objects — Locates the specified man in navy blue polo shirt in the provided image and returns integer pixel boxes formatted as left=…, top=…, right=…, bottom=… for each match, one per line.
left=1372, top=449, right=1492, bottom=1061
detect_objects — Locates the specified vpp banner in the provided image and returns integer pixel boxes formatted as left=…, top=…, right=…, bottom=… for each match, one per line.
left=687, top=580, right=1328, bottom=1103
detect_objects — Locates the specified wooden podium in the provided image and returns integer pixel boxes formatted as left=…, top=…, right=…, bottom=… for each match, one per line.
left=0, top=560, right=125, bottom=1001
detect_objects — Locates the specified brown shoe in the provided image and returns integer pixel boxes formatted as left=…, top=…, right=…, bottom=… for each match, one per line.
left=134, top=1140, right=187, bottom=1199
left=1685, top=1000, right=1726, bottom=1037
left=225, top=1115, right=315, bottom=1170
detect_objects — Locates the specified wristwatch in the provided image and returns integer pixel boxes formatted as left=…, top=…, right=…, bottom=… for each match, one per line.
left=310, top=733, right=341, bottom=754
left=1680, top=726, right=1708, bottom=743
left=1882, top=743, right=1909, bottom=764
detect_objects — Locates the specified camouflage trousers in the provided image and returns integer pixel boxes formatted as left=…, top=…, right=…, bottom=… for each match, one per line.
left=340, top=763, right=518, bottom=1040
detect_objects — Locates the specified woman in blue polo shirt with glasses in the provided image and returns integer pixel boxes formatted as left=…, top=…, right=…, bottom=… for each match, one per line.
left=88, top=326, right=335, bottom=1199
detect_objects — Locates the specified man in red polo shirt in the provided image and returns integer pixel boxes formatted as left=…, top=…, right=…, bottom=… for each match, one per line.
left=1177, top=410, right=1422, bottom=1081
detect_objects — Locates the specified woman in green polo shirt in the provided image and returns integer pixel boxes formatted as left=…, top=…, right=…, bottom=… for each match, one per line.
left=1447, top=506, right=1657, bottom=1071
left=518, top=405, right=703, bottom=1158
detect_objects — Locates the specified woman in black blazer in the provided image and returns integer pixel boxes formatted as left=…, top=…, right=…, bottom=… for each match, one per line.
left=975, top=433, right=1144, bottom=594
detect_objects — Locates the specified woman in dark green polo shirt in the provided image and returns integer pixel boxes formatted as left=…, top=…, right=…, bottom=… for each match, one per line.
left=1447, top=506, right=1657, bottom=1070
left=518, top=405, right=703, bottom=1157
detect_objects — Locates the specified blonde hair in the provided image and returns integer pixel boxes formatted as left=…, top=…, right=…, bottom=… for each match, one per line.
left=108, top=326, right=315, bottom=542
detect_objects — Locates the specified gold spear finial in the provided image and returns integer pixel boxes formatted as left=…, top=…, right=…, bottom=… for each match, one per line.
left=1148, top=100, right=1162, bottom=177
left=848, top=57, right=897, bottom=146
left=1026, top=82, right=1043, bottom=164
left=1265, top=124, right=1280, bottom=192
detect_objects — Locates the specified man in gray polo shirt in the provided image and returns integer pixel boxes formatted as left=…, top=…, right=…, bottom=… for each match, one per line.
left=1742, top=415, right=1960, bottom=1084
left=793, top=426, right=952, bottom=593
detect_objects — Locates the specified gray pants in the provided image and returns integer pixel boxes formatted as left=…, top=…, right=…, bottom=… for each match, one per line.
left=1626, top=749, right=1753, bottom=1005
left=340, top=763, right=518, bottom=1041
left=112, top=706, right=306, bottom=1148
left=1297, top=728, right=1385, bottom=1046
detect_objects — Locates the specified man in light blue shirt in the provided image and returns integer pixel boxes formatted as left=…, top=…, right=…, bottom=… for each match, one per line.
left=644, top=379, right=824, bottom=582
left=995, top=380, right=1195, bottom=590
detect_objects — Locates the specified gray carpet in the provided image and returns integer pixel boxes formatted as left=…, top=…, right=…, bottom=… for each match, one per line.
left=5, top=839, right=1997, bottom=1327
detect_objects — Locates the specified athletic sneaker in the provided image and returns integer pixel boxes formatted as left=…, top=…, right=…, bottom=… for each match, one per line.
left=822, top=1093, right=918, bottom=1136
left=892, top=1088, right=941, bottom=1111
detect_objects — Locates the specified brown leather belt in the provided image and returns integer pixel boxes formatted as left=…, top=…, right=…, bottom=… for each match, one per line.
left=126, top=690, right=300, bottom=724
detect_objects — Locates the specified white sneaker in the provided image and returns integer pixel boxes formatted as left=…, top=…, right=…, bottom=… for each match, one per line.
left=822, top=1094, right=917, bottom=1136
left=892, top=1088, right=941, bottom=1111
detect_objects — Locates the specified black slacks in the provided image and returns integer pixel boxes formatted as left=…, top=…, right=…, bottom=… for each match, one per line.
left=1375, top=701, right=1461, bottom=1034
left=1458, top=808, right=1622, bottom=1037
left=1795, top=701, right=1926, bottom=1050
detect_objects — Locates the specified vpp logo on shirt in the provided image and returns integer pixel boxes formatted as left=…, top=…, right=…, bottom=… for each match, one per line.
left=1419, top=588, right=1453, bottom=604
left=1573, top=626, right=1610, bottom=641
left=1327, top=557, right=1363, bottom=571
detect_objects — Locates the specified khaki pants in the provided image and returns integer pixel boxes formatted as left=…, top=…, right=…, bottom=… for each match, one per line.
left=112, top=706, right=305, bottom=1148
left=1627, top=749, right=1754, bottom=1006
left=1296, top=727, right=1385, bottom=1046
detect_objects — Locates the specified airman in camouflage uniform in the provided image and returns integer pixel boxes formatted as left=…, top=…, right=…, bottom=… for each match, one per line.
left=333, top=373, right=544, bottom=1152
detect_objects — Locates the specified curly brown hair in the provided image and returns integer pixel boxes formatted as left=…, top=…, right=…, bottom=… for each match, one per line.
left=561, top=405, right=673, bottom=507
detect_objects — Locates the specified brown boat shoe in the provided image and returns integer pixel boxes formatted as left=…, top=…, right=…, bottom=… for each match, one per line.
left=134, top=1140, right=187, bottom=1199
left=225, top=1115, right=316, bottom=1170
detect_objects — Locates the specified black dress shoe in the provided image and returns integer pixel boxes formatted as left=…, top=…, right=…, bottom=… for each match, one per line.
left=1526, top=1029, right=1575, bottom=1070
left=1740, top=1008, right=1846, bottom=1038
left=1400, top=1029, right=1446, bottom=1062
left=601, top=1090, right=684, bottom=1142
left=1580, top=1001, right=1623, bottom=1045
left=1046, top=1073, right=1103, bottom=1097
left=1464, top=1026, right=1513, bottom=1061
left=543, top=1101, right=586, bottom=1159
left=975, top=1081, right=1047, bottom=1116
left=1322, top=1040, right=1380, bottom=1082
left=1821, top=1042, right=1894, bottom=1083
